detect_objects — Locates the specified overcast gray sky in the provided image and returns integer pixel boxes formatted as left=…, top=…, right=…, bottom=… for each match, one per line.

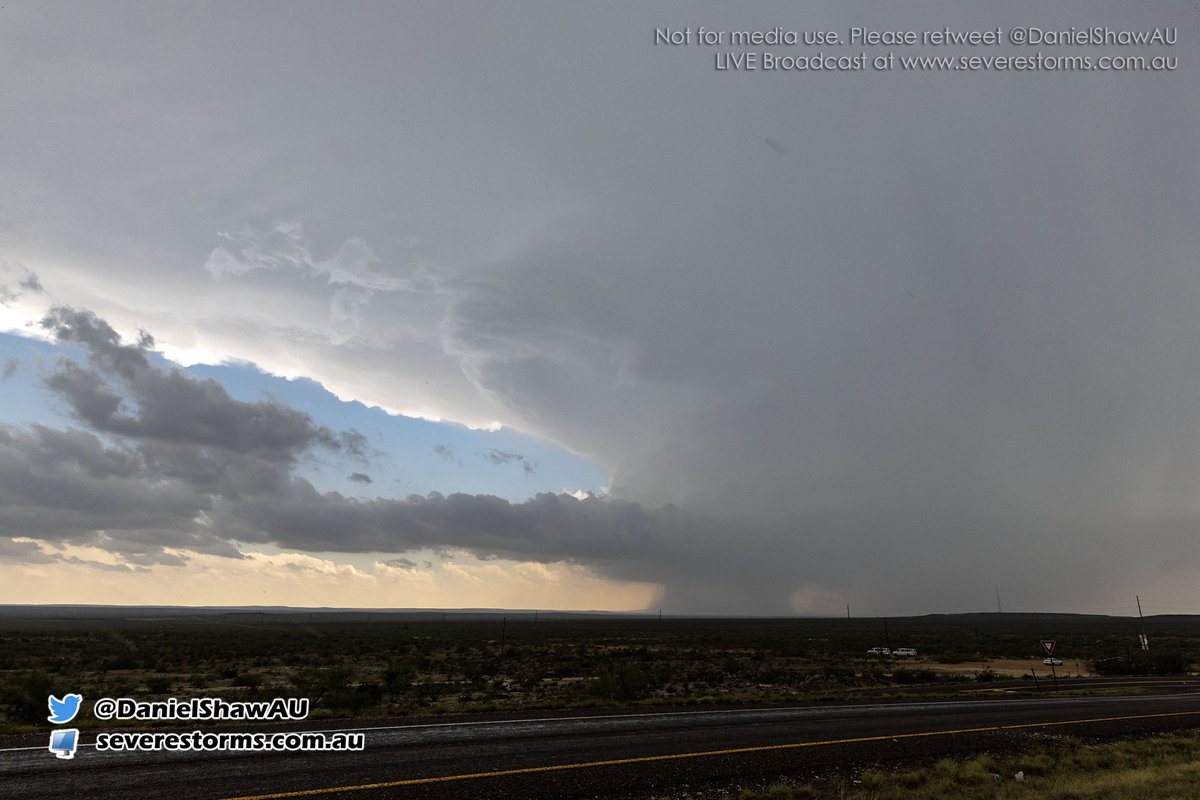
left=1, top=2, right=1197, bottom=614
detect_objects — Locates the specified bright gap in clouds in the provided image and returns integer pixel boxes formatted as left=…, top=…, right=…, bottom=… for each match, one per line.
left=4, top=541, right=659, bottom=611
left=0, top=330, right=610, bottom=503
left=184, top=361, right=610, bottom=502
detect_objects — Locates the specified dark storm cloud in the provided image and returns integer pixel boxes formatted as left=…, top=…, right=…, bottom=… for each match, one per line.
left=0, top=536, right=153, bottom=572
left=0, top=536, right=57, bottom=564
left=3, top=3, right=1198, bottom=613
left=41, top=308, right=344, bottom=459
left=349, top=472, right=373, bottom=484
left=430, top=2, right=1200, bottom=612
left=0, top=423, right=244, bottom=562
left=209, top=483, right=795, bottom=613
left=216, top=484, right=704, bottom=563
left=0, top=531, right=159, bottom=571
left=43, top=358, right=124, bottom=425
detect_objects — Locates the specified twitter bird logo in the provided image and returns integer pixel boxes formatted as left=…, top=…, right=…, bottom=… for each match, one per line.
left=47, top=693, right=83, bottom=724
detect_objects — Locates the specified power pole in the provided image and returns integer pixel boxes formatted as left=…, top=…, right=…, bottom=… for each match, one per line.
left=1136, top=596, right=1149, bottom=651
left=846, top=604, right=851, bottom=620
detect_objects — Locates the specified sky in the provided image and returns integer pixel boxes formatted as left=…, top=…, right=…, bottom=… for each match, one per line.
left=0, top=2, right=1197, bottom=615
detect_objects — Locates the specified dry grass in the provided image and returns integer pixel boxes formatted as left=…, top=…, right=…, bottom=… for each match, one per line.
left=728, top=729, right=1200, bottom=799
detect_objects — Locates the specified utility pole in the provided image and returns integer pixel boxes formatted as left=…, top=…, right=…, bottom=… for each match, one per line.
left=846, top=604, right=851, bottom=620
left=1136, top=596, right=1149, bottom=651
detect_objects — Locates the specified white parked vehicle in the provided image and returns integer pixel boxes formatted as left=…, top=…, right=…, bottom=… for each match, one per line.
left=1043, top=657, right=1063, bottom=666
left=893, top=647, right=917, bottom=656
left=867, top=647, right=891, bottom=655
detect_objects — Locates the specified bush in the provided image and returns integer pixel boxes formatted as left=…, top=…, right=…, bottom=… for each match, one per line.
left=146, top=676, right=172, bottom=694
left=0, top=672, right=53, bottom=724
left=974, top=668, right=998, bottom=682
left=1092, top=650, right=1190, bottom=676
left=589, top=665, right=656, bottom=701
left=891, top=668, right=939, bottom=685
left=860, top=768, right=888, bottom=788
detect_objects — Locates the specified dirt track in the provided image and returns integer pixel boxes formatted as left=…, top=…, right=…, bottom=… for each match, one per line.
left=913, top=657, right=1092, bottom=678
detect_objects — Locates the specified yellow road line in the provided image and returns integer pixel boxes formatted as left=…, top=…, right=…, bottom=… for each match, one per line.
left=976, top=680, right=1195, bottom=690
left=1064, top=680, right=1193, bottom=688
left=222, top=709, right=1200, bottom=800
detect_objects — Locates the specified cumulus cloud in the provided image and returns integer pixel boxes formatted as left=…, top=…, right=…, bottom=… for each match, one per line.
left=0, top=309, right=371, bottom=565
left=41, top=308, right=346, bottom=459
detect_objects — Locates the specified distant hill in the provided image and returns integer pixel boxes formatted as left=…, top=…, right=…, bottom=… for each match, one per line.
left=0, top=605, right=1193, bottom=623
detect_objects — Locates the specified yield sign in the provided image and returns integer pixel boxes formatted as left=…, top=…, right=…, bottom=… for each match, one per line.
left=1040, top=640, right=1056, bottom=656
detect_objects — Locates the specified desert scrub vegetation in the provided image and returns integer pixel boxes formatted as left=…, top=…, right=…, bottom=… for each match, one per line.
left=2, top=612, right=1195, bottom=731
left=727, top=729, right=1200, bottom=799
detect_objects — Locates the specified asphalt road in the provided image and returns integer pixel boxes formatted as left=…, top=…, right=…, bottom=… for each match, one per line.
left=3, top=679, right=1199, bottom=800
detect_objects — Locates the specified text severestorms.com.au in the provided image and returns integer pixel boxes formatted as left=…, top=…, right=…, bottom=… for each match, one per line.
left=94, top=729, right=364, bottom=753
left=46, top=693, right=363, bottom=759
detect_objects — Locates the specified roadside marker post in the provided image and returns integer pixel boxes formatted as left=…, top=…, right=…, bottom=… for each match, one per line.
left=1041, top=640, right=1059, bottom=692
